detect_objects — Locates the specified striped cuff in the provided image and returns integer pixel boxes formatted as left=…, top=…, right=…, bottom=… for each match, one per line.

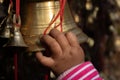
left=57, top=61, right=103, bottom=80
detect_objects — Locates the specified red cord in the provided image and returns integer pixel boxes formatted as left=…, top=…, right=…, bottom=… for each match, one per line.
left=14, top=53, right=18, bottom=80
left=10, top=0, right=13, bottom=4
left=43, top=11, right=61, bottom=35
left=56, top=0, right=66, bottom=32
left=45, top=74, right=49, bottom=80
left=13, top=0, right=20, bottom=80
left=16, top=0, right=20, bottom=17
left=43, top=0, right=66, bottom=35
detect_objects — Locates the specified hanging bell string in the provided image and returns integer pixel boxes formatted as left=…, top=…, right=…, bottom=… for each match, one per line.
left=10, top=0, right=12, bottom=4
left=43, top=0, right=66, bottom=35
left=44, top=0, right=66, bottom=34
left=55, top=0, right=66, bottom=32
left=16, top=0, right=20, bottom=19
left=8, top=0, right=13, bottom=14
left=12, top=0, right=21, bottom=28
left=14, top=0, right=20, bottom=80
left=53, top=0, right=66, bottom=31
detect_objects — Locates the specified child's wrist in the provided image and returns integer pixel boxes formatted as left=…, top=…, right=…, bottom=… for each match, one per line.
left=57, top=61, right=86, bottom=80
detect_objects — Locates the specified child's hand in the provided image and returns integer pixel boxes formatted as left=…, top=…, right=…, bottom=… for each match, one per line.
left=36, top=29, right=85, bottom=75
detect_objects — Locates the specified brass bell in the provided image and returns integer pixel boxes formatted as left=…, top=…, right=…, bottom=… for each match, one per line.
left=21, top=0, right=88, bottom=51
left=0, top=15, right=12, bottom=38
left=0, top=0, right=7, bottom=19
left=0, top=16, right=9, bottom=47
left=4, top=14, right=27, bottom=48
left=0, top=1, right=13, bottom=38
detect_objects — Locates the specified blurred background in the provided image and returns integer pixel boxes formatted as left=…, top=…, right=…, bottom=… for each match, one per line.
left=0, top=0, right=120, bottom=80
left=69, top=0, right=120, bottom=80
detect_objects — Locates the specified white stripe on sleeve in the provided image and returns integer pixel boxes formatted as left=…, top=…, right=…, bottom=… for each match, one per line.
left=67, top=63, right=92, bottom=80
left=79, top=69, right=96, bottom=80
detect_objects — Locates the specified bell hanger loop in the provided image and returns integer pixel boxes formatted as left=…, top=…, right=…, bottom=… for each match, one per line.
left=8, top=0, right=13, bottom=14
left=13, top=14, right=21, bottom=28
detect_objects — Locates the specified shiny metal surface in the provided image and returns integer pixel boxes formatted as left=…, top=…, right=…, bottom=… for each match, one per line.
left=4, top=15, right=27, bottom=48
left=21, top=1, right=88, bottom=51
left=0, top=0, right=3, bottom=3
left=0, top=0, right=6, bottom=18
left=0, top=17, right=11, bottom=38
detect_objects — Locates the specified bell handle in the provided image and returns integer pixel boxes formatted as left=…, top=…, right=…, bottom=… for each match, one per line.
left=8, top=1, right=13, bottom=14
left=13, top=14, right=21, bottom=27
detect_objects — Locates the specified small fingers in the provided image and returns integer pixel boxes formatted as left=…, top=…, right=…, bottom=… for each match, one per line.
left=65, top=32, right=80, bottom=47
left=41, top=34, right=62, bottom=56
left=49, top=29, right=70, bottom=50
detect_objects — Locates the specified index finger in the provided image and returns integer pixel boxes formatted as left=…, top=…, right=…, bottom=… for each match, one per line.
left=49, top=29, right=70, bottom=50
left=41, top=34, right=63, bottom=56
left=36, top=52, right=54, bottom=67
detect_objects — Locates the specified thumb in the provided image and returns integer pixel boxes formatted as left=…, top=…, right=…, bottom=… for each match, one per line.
left=36, top=52, right=54, bottom=67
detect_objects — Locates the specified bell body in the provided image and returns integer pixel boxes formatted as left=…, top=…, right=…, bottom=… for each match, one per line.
left=4, top=26, right=28, bottom=48
left=0, top=15, right=12, bottom=38
left=0, top=24, right=11, bottom=38
left=0, top=0, right=7, bottom=18
left=21, top=0, right=88, bottom=51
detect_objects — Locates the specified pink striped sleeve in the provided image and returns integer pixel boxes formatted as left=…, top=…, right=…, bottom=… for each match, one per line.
left=57, top=61, right=103, bottom=80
